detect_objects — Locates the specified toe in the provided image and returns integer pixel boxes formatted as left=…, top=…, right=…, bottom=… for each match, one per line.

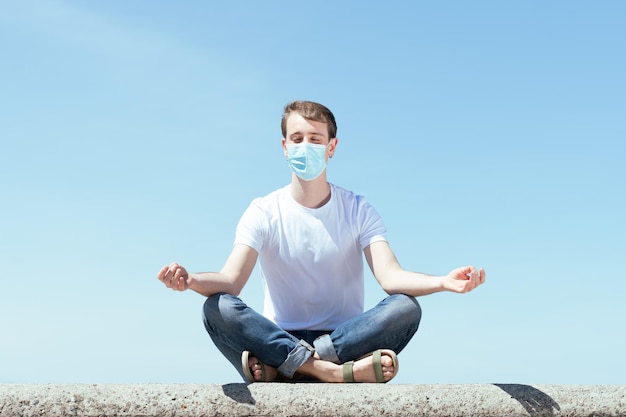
left=247, top=357, right=262, bottom=381
left=380, top=355, right=393, bottom=368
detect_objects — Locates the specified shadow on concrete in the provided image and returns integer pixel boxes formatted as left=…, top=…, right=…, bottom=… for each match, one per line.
left=494, top=384, right=560, bottom=416
left=221, top=383, right=256, bottom=405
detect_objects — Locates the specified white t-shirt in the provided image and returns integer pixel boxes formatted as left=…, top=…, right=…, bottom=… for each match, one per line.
left=234, top=183, right=387, bottom=330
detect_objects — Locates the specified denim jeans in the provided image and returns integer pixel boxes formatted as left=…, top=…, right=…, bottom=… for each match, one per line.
left=202, top=293, right=421, bottom=381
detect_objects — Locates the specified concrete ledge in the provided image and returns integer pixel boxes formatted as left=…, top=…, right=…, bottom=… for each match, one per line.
left=1, top=384, right=624, bottom=417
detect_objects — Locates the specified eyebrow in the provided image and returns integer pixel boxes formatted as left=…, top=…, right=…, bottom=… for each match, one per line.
left=289, top=131, right=325, bottom=138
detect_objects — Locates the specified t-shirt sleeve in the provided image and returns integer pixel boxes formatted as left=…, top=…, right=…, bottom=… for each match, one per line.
left=358, top=198, right=388, bottom=249
left=234, top=199, right=266, bottom=253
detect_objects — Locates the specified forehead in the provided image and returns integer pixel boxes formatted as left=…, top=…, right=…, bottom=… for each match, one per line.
left=285, top=113, right=329, bottom=137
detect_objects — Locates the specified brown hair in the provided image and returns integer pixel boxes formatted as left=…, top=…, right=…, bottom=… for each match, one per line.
left=281, top=100, right=338, bottom=139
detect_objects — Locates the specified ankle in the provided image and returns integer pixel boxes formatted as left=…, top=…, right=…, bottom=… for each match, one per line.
left=296, top=357, right=343, bottom=383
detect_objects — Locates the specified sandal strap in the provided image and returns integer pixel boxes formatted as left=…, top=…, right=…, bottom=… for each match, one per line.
left=342, top=361, right=355, bottom=382
left=372, top=350, right=385, bottom=383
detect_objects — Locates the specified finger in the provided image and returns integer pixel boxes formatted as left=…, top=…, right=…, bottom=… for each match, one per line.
left=465, top=265, right=477, bottom=282
left=173, top=268, right=185, bottom=288
left=462, top=265, right=477, bottom=280
left=164, top=263, right=182, bottom=286
left=174, top=267, right=185, bottom=281
left=469, top=266, right=482, bottom=290
left=459, top=265, right=472, bottom=277
left=450, top=266, right=468, bottom=281
left=479, top=268, right=486, bottom=284
left=157, top=265, right=169, bottom=281
left=176, top=275, right=188, bottom=291
left=172, top=268, right=180, bottom=282
left=471, top=265, right=479, bottom=279
left=172, top=276, right=182, bottom=291
left=165, top=262, right=180, bottom=277
left=162, top=269, right=176, bottom=286
left=164, top=273, right=173, bottom=288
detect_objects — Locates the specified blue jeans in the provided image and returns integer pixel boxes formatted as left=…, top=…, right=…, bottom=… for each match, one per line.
left=202, top=293, right=421, bottom=381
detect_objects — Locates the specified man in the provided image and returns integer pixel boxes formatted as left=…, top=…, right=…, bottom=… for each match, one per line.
left=158, top=100, right=485, bottom=383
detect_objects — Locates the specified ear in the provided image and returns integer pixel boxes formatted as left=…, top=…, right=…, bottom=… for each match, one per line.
left=282, top=137, right=288, bottom=157
left=328, top=137, right=338, bottom=158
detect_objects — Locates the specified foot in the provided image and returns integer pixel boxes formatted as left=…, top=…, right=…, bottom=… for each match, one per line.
left=347, top=351, right=397, bottom=383
left=298, top=350, right=398, bottom=383
left=247, top=355, right=279, bottom=382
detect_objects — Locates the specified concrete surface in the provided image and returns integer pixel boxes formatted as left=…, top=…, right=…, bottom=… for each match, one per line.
left=0, top=383, right=624, bottom=417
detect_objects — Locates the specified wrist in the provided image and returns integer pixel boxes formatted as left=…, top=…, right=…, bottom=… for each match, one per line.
left=437, top=275, right=448, bottom=292
left=186, top=273, right=199, bottom=290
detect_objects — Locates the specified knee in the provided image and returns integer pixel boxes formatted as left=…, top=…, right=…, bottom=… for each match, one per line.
left=202, top=293, right=241, bottom=331
left=390, top=293, right=422, bottom=328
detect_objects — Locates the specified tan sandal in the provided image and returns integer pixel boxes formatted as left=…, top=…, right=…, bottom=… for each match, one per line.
left=241, top=350, right=266, bottom=383
left=342, top=349, right=399, bottom=383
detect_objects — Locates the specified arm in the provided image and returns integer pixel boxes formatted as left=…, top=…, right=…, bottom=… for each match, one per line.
left=157, top=243, right=258, bottom=297
left=363, top=241, right=485, bottom=296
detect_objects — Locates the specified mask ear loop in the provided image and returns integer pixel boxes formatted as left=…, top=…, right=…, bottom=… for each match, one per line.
left=328, top=139, right=336, bottom=158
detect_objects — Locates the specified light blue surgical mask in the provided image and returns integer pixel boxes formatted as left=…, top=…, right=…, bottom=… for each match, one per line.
left=286, top=142, right=328, bottom=181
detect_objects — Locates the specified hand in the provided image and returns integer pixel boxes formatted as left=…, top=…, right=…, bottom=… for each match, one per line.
left=157, top=262, right=190, bottom=291
left=441, top=265, right=485, bottom=293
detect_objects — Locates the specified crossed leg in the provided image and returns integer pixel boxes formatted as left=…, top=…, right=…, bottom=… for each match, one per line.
left=204, top=293, right=421, bottom=383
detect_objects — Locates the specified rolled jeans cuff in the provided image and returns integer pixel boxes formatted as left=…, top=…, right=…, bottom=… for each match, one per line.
left=313, top=334, right=340, bottom=363
left=277, top=340, right=315, bottom=378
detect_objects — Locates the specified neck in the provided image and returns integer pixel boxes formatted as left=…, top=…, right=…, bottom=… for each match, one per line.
left=289, top=174, right=331, bottom=208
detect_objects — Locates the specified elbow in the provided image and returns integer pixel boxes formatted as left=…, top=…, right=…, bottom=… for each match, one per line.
left=379, top=276, right=401, bottom=295
left=378, top=269, right=412, bottom=296
left=228, top=281, right=245, bottom=297
left=382, top=284, right=404, bottom=295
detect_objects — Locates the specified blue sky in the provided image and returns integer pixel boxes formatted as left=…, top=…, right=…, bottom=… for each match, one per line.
left=1, top=1, right=624, bottom=385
